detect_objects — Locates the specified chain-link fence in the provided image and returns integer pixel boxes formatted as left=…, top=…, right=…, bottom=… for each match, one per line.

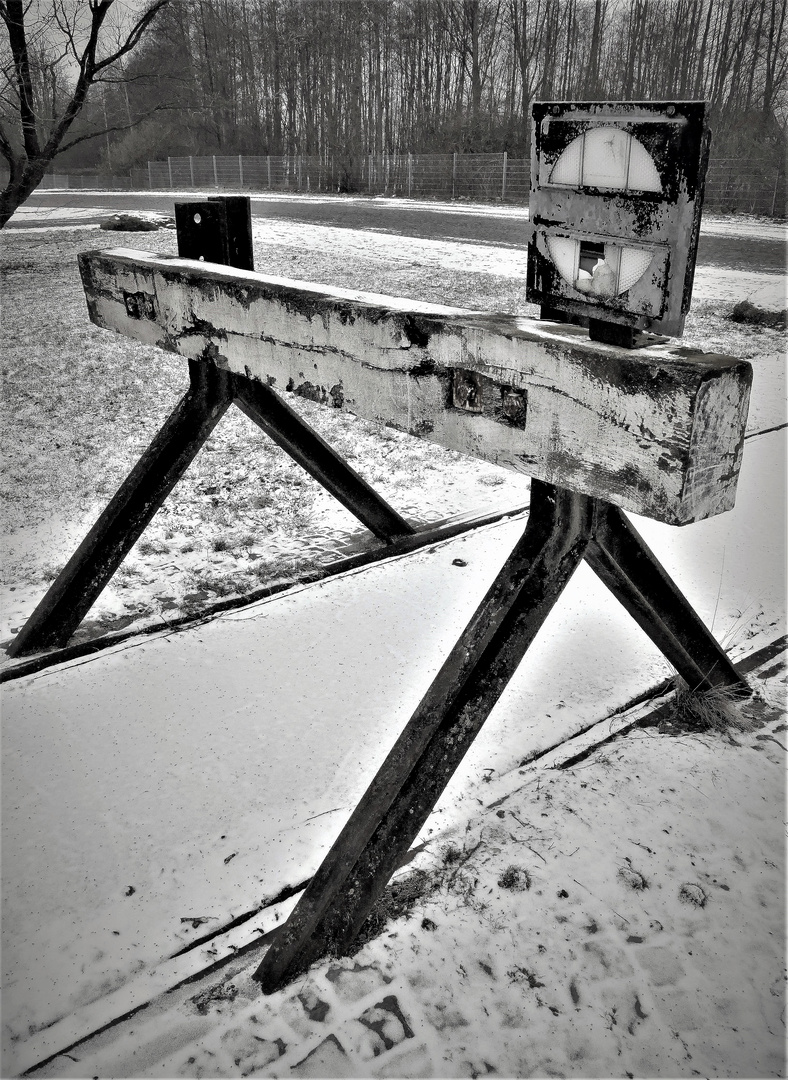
left=33, top=172, right=135, bottom=190
left=705, top=159, right=786, bottom=216
left=8, top=151, right=785, bottom=216
left=145, top=152, right=535, bottom=204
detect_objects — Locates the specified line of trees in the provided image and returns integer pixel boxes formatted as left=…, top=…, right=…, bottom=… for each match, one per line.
left=94, top=0, right=786, bottom=179
left=3, top=0, right=786, bottom=211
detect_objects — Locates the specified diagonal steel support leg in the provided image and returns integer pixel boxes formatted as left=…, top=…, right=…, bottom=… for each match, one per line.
left=232, top=377, right=414, bottom=542
left=8, top=359, right=414, bottom=657
left=584, top=502, right=748, bottom=694
left=8, top=361, right=234, bottom=657
left=254, top=481, right=594, bottom=992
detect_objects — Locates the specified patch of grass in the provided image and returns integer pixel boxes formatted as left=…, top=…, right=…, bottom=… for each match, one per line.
left=252, top=556, right=306, bottom=582
left=663, top=677, right=755, bottom=736
left=441, top=843, right=463, bottom=865
left=195, top=571, right=249, bottom=597
left=497, top=865, right=531, bottom=891
left=136, top=538, right=169, bottom=556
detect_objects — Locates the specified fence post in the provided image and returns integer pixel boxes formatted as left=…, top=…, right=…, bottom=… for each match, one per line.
left=212, top=155, right=218, bottom=188
left=452, top=152, right=457, bottom=199
left=369, top=154, right=373, bottom=192
left=771, top=166, right=781, bottom=217
left=167, top=156, right=173, bottom=188
left=502, top=151, right=507, bottom=201
left=239, top=154, right=244, bottom=188
left=408, top=152, right=413, bottom=198
left=148, top=161, right=153, bottom=190
left=267, top=155, right=272, bottom=188
left=189, top=156, right=194, bottom=187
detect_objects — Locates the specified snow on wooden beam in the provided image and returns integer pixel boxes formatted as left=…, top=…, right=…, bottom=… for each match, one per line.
left=79, top=249, right=752, bottom=526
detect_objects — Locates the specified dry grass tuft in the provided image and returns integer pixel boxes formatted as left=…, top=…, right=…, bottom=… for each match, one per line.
left=497, top=865, right=531, bottom=891
left=617, top=862, right=648, bottom=890
left=349, top=868, right=435, bottom=953
left=664, top=678, right=755, bottom=736
left=678, top=882, right=709, bottom=907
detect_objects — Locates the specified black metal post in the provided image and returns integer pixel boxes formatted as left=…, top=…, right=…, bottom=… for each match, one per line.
left=254, top=481, right=594, bottom=992
left=175, top=195, right=255, bottom=271
left=233, top=378, right=414, bottom=543
left=8, top=362, right=234, bottom=656
left=584, top=502, right=748, bottom=693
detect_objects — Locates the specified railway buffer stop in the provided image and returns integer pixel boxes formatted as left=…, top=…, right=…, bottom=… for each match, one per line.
left=9, top=101, right=754, bottom=993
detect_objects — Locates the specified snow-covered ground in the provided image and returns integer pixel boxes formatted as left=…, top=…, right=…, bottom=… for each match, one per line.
left=32, top=667, right=780, bottom=1080
left=2, top=201, right=786, bottom=1078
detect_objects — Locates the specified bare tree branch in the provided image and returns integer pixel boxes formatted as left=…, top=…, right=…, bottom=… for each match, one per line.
left=57, top=100, right=174, bottom=152
left=1, top=0, right=170, bottom=226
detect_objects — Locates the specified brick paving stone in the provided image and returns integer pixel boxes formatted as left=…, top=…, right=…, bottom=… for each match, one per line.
left=325, top=962, right=391, bottom=1003
left=289, top=1034, right=358, bottom=1078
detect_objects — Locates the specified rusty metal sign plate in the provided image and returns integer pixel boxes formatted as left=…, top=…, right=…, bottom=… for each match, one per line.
left=526, top=101, right=710, bottom=337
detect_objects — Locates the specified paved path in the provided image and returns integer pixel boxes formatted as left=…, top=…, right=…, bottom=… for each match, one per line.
left=14, top=190, right=788, bottom=273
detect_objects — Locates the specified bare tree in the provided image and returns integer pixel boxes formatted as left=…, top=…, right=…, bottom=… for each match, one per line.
left=0, top=0, right=169, bottom=227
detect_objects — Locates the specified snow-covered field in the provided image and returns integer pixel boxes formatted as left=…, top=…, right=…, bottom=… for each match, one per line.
left=1, top=200, right=786, bottom=1078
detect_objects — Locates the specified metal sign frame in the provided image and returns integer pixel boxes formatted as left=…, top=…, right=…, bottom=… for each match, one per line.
left=527, top=101, right=711, bottom=340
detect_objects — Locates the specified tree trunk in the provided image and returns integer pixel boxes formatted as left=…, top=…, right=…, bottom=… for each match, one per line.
left=0, top=158, right=48, bottom=228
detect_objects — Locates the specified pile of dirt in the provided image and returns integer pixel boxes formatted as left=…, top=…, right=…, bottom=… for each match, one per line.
left=727, top=299, right=787, bottom=329
left=99, top=213, right=170, bottom=232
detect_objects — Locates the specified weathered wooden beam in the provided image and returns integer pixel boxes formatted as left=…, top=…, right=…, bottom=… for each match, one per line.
left=79, top=249, right=752, bottom=526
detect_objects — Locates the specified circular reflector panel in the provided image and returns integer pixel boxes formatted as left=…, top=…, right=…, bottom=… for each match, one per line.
left=546, top=236, right=655, bottom=297
left=549, top=128, right=662, bottom=193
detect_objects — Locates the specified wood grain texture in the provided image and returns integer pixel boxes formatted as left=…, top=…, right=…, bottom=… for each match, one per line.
left=79, top=249, right=752, bottom=525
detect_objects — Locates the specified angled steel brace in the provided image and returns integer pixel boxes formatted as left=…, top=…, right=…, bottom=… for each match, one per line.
left=584, top=502, right=746, bottom=694
left=254, top=481, right=596, bottom=991
left=7, top=362, right=414, bottom=658
left=253, top=481, right=748, bottom=993
left=232, top=376, right=414, bottom=542
left=8, top=360, right=234, bottom=656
